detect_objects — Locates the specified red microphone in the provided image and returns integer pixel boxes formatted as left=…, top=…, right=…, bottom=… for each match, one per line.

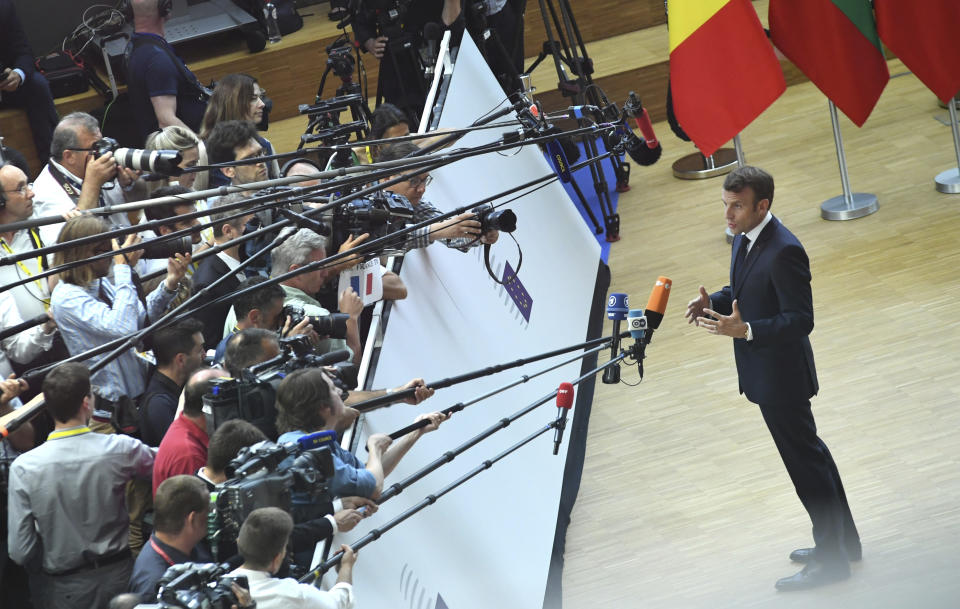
left=553, top=382, right=575, bottom=455
left=623, top=91, right=662, bottom=165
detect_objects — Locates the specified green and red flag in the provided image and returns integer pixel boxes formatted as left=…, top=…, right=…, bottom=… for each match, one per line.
left=769, top=0, right=889, bottom=126
left=668, top=0, right=785, bottom=157
left=874, top=0, right=960, bottom=103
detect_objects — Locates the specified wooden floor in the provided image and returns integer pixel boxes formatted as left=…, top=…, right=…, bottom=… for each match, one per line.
left=558, top=60, right=960, bottom=608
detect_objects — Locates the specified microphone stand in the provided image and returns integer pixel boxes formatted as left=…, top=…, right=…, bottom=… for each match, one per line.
left=353, top=333, right=622, bottom=413
left=372, top=342, right=613, bottom=444
left=299, top=351, right=630, bottom=582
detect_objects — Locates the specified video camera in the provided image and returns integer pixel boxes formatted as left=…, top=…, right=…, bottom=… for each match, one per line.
left=202, top=337, right=357, bottom=437
left=135, top=562, right=246, bottom=609
left=210, top=433, right=336, bottom=558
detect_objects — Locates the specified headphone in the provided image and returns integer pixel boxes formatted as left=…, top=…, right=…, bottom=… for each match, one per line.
left=121, top=0, right=173, bottom=23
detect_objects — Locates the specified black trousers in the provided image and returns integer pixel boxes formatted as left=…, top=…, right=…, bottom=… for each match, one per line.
left=758, top=399, right=860, bottom=563
left=0, top=71, right=59, bottom=162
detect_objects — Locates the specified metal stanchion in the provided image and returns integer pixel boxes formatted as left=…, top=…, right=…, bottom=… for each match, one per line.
left=934, top=95, right=960, bottom=194
left=820, top=101, right=879, bottom=220
left=672, top=147, right=738, bottom=180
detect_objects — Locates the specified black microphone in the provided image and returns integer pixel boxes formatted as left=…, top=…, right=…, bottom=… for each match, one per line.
left=553, top=382, right=574, bottom=455
left=423, top=22, right=443, bottom=76
left=602, top=292, right=628, bottom=384
left=278, top=207, right=331, bottom=236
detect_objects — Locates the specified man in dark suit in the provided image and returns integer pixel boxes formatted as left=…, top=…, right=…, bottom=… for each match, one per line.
left=685, top=166, right=860, bottom=591
left=0, top=0, right=59, bottom=162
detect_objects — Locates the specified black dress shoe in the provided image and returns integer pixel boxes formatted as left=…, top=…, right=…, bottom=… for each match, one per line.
left=775, top=560, right=851, bottom=591
left=790, top=546, right=862, bottom=563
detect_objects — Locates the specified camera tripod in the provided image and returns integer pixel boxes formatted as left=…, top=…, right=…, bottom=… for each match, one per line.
left=525, top=0, right=628, bottom=241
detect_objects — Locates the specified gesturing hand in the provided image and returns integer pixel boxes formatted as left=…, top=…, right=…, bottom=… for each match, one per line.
left=685, top=285, right=710, bottom=325
left=697, top=299, right=748, bottom=339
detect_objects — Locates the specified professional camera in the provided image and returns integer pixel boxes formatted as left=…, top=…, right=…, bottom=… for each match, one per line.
left=331, top=190, right=415, bottom=253
left=472, top=203, right=517, bottom=233
left=139, top=235, right=194, bottom=259
left=326, top=38, right=355, bottom=81
left=211, top=435, right=335, bottom=556
left=136, top=562, right=246, bottom=609
left=281, top=305, right=349, bottom=339
left=91, top=137, right=184, bottom=176
left=202, top=337, right=355, bottom=436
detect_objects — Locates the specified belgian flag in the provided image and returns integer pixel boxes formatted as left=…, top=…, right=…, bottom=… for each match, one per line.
left=668, top=0, right=785, bottom=157
left=769, top=0, right=889, bottom=126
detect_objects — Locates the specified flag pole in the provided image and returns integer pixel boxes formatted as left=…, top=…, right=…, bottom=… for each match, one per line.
left=820, top=100, right=880, bottom=220
left=934, top=95, right=960, bottom=194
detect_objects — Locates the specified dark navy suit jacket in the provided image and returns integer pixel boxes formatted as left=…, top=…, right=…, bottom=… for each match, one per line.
left=710, top=216, right=818, bottom=405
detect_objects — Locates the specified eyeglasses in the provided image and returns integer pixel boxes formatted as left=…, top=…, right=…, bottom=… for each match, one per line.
left=408, top=175, right=432, bottom=188
left=251, top=91, right=267, bottom=102
left=2, top=183, right=33, bottom=196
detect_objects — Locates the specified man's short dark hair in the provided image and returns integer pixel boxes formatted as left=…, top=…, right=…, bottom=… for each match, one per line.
left=205, top=120, right=259, bottom=165
left=223, top=328, right=278, bottom=377
left=42, top=362, right=91, bottom=423
left=153, top=475, right=210, bottom=534
left=144, top=185, right=193, bottom=222
left=207, top=419, right=267, bottom=474
left=275, top=368, right=332, bottom=434
left=237, top=507, right=293, bottom=570
left=153, top=318, right=204, bottom=367
left=234, top=277, right=285, bottom=320
left=370, top=103, right=411, bottom=140
left=182, top=370, right=224, bottom=416
left=723, top=165, right=774, bottom=209
left=379, top=141, right=420, bottom=163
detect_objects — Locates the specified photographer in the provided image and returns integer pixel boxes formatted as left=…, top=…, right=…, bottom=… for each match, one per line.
left=128, top=475, right=212, bottom=602
left=378, top=141, right=498, bottom=252
left=353, top=0, right=464, bottom=123
left=33, top=113, right=147, bottom=246
left=275, top=368, right=447, bottom=500
left=49, top=216, right=190, bottom=425
left=216, top=276, right=318, bottom=362
left=229, top=507, right=357, bottom=609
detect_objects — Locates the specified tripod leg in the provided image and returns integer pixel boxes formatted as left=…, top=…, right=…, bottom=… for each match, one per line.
left=566, top=172, right=602, bottom=234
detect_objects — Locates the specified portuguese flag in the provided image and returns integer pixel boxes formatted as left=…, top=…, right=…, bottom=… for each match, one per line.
left=668, top=0, right=785, bottom=157
left=874, top=0, right=960, bottom=103
left=769, top=0, right=889, bottom=126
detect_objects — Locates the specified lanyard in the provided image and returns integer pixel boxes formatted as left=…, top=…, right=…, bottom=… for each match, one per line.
left=47, top=426, right=91, bottom=441
left=1, top=232, right=50, bottom=308
left=149, top=538, right=176, bottom=567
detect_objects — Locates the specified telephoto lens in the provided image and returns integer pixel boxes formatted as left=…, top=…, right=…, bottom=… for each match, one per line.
left=113, top=147, right=184, bottom=176
left=472, top=204, right=517, bottom=233
left=140, top=235, right=193, bottom=259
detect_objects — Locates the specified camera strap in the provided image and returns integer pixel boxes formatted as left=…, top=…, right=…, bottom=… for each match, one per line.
left=483, top=239, right=523, bottom=286
left=46, top=162, right=106, bottom=209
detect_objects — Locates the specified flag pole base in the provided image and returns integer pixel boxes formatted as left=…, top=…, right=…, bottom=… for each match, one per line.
left=820, top=193, right=879, bottom=221
left=934, top=168, right=960, bottom=194
left=672, top=148, right=738, bottom=180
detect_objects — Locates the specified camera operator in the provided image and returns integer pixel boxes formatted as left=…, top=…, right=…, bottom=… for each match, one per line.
left=276, top=368, right=448, bottom=500
left=353, top=0, right=464, bottom=123
left=229, top=507, right=357, bottom=609
left=153, top=367, right=224, bottom=495
left=49, top=216, right=191, bottom=429
left=33, top=113, right=147, bottom=246
left=139, top=184, right=206, bottom=286
left=7, top=362, right=157, bottom=609
left=378, top=141, right=498, bottom=252
left=128, top=475, right=212, bottom=602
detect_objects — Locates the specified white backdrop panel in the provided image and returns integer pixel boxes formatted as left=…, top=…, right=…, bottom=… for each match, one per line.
left=337, top=35, right=601, bottom=609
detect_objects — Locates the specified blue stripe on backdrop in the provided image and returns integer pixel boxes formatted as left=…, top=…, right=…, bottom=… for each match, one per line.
left=545, top=139, right=623, bottom=263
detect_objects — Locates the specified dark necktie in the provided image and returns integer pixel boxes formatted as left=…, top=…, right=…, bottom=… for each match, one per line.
left=734, top=235, right=751, bottom=283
